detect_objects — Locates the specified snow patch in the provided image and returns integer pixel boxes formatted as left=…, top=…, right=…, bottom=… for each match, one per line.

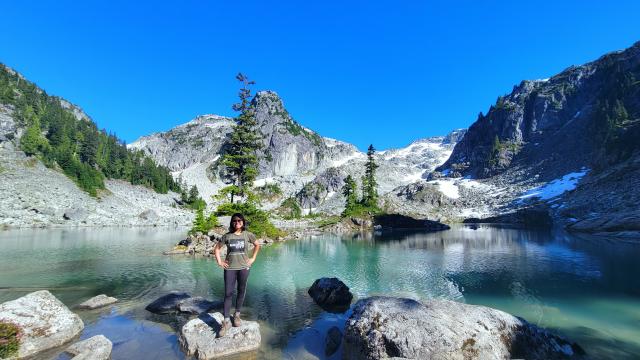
left=433, top=179, right=460, bottom=199
left=519, top=169, right=589, bottom=201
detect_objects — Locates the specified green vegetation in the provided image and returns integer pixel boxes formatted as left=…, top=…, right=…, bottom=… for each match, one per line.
left=220, top=73, right=263, bottom=203
left=315, top=215, right=341, bottom=228
left=361, top=144, right=380, bottom=208
left=214, top=74, right=282, bottom=239
left=216, top=201, right=284, bottom=238
left=179, top=183, right=206, bottom=210
left=342, top=144, right=382, bottom=217
left=189, top=206, right=219, bottom=235
left=0, top=64, right=180, bottom=197
left=0, top=321, right=21, bottom=358
left=255, top=182, right=282, bottom=202
left=279, top=197, right=302, bottom=219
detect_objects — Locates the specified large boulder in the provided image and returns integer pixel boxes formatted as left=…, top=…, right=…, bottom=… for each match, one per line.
left=65, top=335, right=112, bottom=360
left=77, top=294, right=118, bottom=310
left=145, top=291, right=191, bottom=314
left=343, top=296, right=583, bottom=360
left=179, top=312, right=261, bottom=359
left=308, top=277, right=353, bottom=312
left=0, top=290, right=84, bottom=358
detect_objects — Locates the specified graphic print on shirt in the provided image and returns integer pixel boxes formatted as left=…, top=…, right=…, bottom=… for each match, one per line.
left=227, top=238, right=246, bottom=254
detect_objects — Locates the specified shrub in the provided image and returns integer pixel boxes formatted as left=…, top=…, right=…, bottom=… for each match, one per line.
left=216, top=201, right=285, bottom=239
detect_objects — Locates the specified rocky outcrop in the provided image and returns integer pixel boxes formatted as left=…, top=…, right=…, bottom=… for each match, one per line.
left=180, top=312, right=261, bottom=359
left=0, top=290, right=84, bottom=358
left=343, top=296, right=583, bottom=360
left=145, top=292, right=222, bottom=315
left=464, top=205, right=553, bottom=228
left=308, top=277, right=353, bottom=312
left=77, top=294, right=118, bottom=310
left=374, top=214, right=451, bottom=231
left=65, top=335, right=113, bottom=360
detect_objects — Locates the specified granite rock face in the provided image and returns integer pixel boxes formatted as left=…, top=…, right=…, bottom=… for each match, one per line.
left=0, top=290, right=84, bottom=358
left=180, top=312, right=261, bottom=359
left=343, top=296, right=583, bottom=360
left=77, top=294, right=118, bottom=310
left=65, top=335, right=113, bottom=360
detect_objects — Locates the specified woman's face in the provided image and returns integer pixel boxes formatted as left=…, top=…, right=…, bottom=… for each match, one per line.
left=232, top=218, right=243, bottom=231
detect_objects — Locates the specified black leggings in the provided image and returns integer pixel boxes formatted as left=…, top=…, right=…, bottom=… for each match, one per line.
left=223, top=268, right=250, bottom=318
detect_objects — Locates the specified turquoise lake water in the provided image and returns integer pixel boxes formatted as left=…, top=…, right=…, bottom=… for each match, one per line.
left=0, top=225, right=638, bottom=359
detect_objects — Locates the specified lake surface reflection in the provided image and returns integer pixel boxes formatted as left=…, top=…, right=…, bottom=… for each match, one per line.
left=0, top=225, right=638, bottom=359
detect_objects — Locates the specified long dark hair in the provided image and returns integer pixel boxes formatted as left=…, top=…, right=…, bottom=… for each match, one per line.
left=228, top=213, right=247, bottom=233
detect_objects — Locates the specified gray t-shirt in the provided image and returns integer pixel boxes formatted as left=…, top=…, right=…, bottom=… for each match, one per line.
left=219, top=231, right=257, bottom=270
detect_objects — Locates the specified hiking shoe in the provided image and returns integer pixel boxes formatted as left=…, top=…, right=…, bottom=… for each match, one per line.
left=232, top=312, right=242, bottom=327
left=218, top=320, right=231, bottom=337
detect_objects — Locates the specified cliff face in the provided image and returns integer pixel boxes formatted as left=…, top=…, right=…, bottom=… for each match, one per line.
left=438, top=41, right=640, bottom=181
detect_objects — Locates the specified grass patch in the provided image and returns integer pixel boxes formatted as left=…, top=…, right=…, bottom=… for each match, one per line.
left=0, top=321, right=21, bottom=358
left=315, top=215, right=341, bottom=228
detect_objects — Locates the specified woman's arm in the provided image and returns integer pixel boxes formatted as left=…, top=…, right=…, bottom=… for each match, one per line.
left=247, top=241, right=260, bottom=266
left=214, top=241, right=229, bottom=268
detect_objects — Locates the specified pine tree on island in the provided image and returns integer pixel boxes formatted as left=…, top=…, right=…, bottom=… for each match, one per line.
left=220, top=73, right=263, bottom=204
left=341, top=144, right=381, bottom=217
left=361, top=144, right=379, bottom=208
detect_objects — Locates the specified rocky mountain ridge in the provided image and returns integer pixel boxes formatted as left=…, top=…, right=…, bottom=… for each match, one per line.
left=131, top=91, right=465, bottom=215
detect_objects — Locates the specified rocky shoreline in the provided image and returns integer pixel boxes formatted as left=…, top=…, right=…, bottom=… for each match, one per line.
left=0, top=279, right=586, bottom=359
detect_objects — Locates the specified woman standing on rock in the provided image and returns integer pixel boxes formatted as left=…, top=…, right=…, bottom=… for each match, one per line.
left=214, top=213, right=260, bottom=337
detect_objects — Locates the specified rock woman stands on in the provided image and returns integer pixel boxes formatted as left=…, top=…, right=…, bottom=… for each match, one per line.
left=214, top=213, right=261, bottom=337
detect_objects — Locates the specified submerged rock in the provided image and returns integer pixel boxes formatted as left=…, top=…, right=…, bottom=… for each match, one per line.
left=308, top=277, right=353, bottom=312
left=177, top=297, right=223, bottom=315
left=343, top=296, right=584, bottom=360
left=77, top=294, right=118, bottom=310
left=65, top=335, right=112, bottom=360
left=325, top=326, right=343, bottom=357
left=145, top=291, right=191, bottom=314
left=0, top=290, right=84, bottom=358
left=180, top=312, right=261, bottom=359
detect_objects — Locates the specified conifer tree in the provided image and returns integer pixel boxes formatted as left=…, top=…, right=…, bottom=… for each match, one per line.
left=221, top=73, right=263, bottom=203
left=361, top=144, right=379, bottom=208
left=341, top=175, right=358, bottom=216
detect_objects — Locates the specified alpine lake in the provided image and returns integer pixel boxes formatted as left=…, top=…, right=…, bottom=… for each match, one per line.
left=0, top=225, right=638, bottom=359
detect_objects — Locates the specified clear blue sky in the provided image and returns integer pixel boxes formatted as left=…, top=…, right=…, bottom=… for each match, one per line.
left=1, top=1, right=639, bottom=151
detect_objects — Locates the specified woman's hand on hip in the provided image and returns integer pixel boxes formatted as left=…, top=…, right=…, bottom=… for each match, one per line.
left=247, top=258, right=255, bottom=267
left=217, top=260, right=229, bottom=269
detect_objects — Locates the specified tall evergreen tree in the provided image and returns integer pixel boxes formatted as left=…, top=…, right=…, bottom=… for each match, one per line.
left=361, top=144, right=379, bottom=207
left=341, top=175, right=358, bottom=215
left=221, top=73, right=263, bottom=203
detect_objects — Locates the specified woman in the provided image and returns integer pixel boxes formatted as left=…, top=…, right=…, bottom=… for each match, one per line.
left=214, top=213, right=260, bottom=337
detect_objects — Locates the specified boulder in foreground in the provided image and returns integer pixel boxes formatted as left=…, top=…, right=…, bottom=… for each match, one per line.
left=65, top=335, right=112, bottom=360
left=0, top=290, right=84, bottom=358
left=180, top=312, right=261, bottom=359
left=343, top=296, right=584, bottom=360
left=308, top=277, right=353, bottom=312
left=77, top=294, right=118, bottom=310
